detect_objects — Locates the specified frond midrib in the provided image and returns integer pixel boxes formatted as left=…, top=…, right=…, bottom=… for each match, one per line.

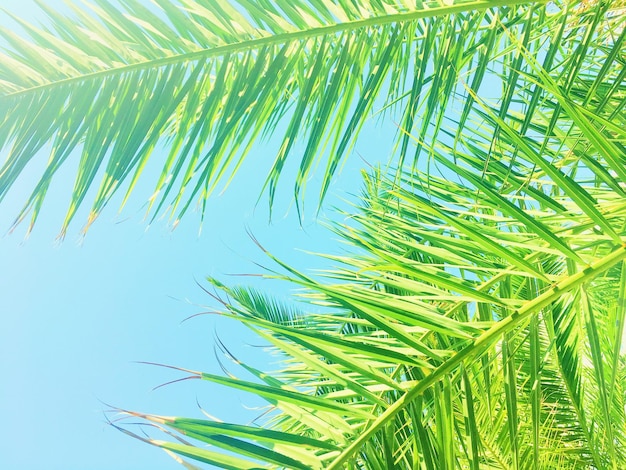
left=328, top=241, right=626, bottom=468
left=1, top=0, right=534, bottom=99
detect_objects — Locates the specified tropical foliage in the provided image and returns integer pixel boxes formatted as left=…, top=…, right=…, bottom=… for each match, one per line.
left=105, top=1, right=625, bottom=468
left=0, top=0, right=578, bottom=235
left=118, top=156, right=626, bottom=468
left=3, top=0, right=626, bottom=468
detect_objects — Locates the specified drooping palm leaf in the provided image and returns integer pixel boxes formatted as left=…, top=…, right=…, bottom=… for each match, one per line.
left=115, top=168, right=626, bottom=468
left=111, top=2, right=626, bottom=465
left=0, top=0, right=576, bottom=236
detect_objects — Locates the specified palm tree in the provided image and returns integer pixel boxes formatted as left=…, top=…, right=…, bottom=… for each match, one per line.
left=2, top=0, right=625, bottom=468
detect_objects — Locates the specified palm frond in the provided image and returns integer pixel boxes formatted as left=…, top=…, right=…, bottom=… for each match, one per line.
left=115, top=158, right=626, bottom=467
left=1, top=0, right=560, bottom=236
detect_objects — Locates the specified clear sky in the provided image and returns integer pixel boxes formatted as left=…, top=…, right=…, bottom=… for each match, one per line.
left=0, top=3, right=396, bottom=468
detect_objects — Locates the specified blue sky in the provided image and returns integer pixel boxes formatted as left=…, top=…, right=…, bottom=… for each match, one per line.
left=0, top=3, right=396, bottom=467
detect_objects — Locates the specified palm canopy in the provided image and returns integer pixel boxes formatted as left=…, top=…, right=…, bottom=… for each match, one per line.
left=108, top=1, right=626, bottom=468
left=116, top=119, right=626, bottom=467
left=0, top=0, right=579, bottom=236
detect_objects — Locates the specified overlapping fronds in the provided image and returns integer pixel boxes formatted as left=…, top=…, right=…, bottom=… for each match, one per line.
left=111, top=2, right=626, bottom=464
left=114, top=171, right=626, bottom=467
left=0, top=0, right=592, bottom=236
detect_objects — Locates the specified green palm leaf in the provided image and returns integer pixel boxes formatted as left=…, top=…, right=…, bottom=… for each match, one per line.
left=1, top=0, right=550, bottom=236
left=117, top=163, right=626, bottom=467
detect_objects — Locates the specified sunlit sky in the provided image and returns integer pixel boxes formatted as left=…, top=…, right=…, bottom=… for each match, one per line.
left=0, top=2, right=396, bottom=468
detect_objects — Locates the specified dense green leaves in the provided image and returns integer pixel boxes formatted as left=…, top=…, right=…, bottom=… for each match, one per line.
left=5, top=0, right=625, bottom=468
left=117, top=165, right=626, bottom=467
left=0, top=0, right=551, bottom=235
left=109, top=0, right=626, bottom=463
